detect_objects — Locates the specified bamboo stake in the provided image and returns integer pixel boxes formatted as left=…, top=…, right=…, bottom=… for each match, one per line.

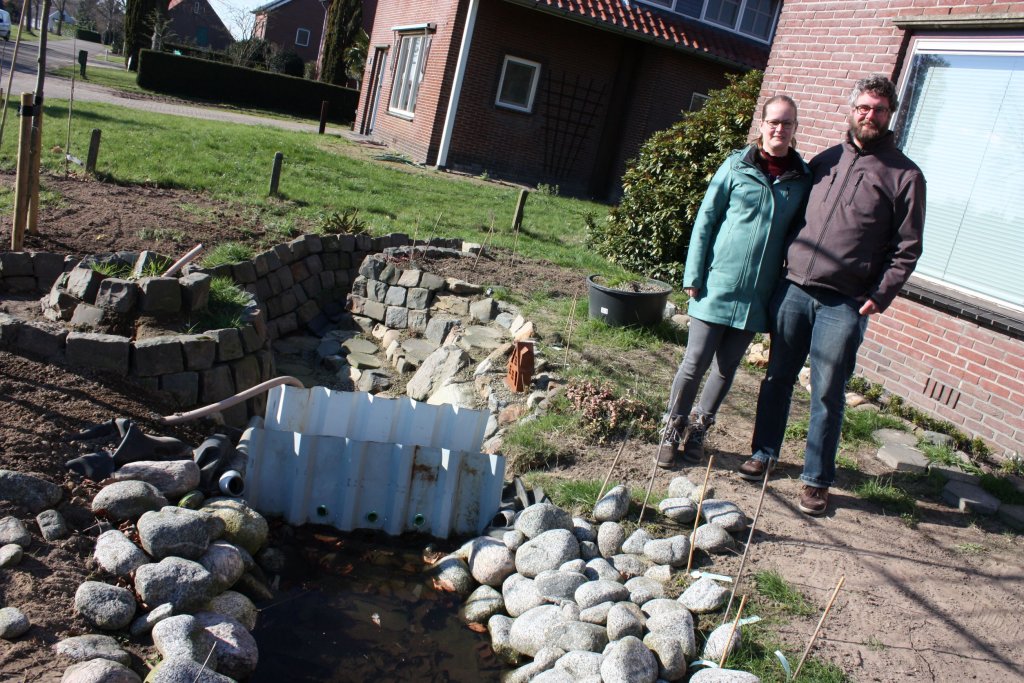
left=685, top=455, right=716, bottom=572
left=793, top=576, right=846, bottom=680
left=12, top=92, right=34, bottom=250
left=719, top=594, right=747, bottom=668
left=597, top=426, right=632, bottom=500
left=472, top=213, right=495, bottom=272
left=723, top=465, right=772, bottom=623
left=562, top=291, right=578, bottom=370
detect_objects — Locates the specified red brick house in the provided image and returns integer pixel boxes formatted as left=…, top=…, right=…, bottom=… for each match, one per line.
left=353, top=0, right=777, bottom=199
left=253, top=0, right=328, bottom=63
left=168, top=0, right=234, bottom=51
left=756, top=1, right=1024, bottom=458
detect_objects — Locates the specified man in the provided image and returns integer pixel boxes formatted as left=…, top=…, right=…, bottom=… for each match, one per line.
left=736, top=75, right=926, bottom=516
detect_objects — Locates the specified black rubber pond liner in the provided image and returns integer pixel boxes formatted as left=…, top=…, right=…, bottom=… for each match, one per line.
left=587, top=275, right=672, bottom=327
left=250, top=526, right=502, bottom=682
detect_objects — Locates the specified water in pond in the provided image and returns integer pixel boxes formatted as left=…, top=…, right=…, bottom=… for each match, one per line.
left=251, top=525, right=504, bottom=682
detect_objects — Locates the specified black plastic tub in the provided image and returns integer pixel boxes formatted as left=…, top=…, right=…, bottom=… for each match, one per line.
left=587, top=275, right=672, bottom=327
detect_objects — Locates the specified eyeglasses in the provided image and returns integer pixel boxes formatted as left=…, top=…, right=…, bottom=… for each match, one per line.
left=853, top=104, right=891, bottom=116
left=763, top=119, right=796, bottom=130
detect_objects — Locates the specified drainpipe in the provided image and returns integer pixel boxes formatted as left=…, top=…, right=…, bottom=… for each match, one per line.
left=435, top=0, right=479, bottom=169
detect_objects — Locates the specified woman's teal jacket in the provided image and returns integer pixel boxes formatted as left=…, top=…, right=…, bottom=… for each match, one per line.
left=684, top=145, right=811, bottom=332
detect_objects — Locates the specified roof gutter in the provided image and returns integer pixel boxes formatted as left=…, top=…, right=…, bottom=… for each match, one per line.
left=436, top=0, right=480, bottom=169
left=500, top=0, right=755, bottom=71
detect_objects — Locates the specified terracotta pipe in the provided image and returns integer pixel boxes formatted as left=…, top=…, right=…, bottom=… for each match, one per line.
left=160, top=376, right=305, bottom=425
left=162, top=243, right=204, bottom=277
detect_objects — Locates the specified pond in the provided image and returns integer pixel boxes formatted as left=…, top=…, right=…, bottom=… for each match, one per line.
left=251, top=526, right=504, bottom=682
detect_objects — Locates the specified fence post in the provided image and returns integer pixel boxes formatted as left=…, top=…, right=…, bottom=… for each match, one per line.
left=318, top=100, right=328, bottom=135
left=511, top=188, right=529, bottom=233
left=269, top=152, right=283, bottom=197
left=12, top=93, right=34, bottom=250
left=86, top=128, right=101, bottom=174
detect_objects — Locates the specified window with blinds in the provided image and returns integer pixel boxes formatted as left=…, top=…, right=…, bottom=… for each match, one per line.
left=896, top=38, right=1024, bottom=310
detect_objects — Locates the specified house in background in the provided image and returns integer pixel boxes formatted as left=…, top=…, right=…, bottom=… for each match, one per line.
left=253, top=0, right=327, bottom=63
left=755, top=1, right=1024, bottom=458
left=354, top=0, right=779, bottom=199
left=168, top=0, right=234, bottom=51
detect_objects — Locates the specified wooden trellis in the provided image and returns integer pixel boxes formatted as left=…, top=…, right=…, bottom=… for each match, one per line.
left=540, top=71, right=607, bottom=179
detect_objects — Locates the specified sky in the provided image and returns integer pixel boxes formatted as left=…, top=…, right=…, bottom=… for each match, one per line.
left=208, top=0, right=276, bottom=40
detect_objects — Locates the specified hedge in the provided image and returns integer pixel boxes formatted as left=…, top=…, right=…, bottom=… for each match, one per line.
left=137, top=50, right=359, bottom=124
left=76, top=28, right=102, bottom=43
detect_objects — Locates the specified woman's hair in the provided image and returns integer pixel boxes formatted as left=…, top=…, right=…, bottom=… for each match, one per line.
left=750, top=95, right=799, bottom=149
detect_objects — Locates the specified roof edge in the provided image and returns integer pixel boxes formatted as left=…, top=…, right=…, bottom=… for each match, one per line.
left=500, top=0, right=757, bottom=71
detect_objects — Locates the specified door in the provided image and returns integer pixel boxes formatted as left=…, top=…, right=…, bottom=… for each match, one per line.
left=360, top=46, right=388, bottom=135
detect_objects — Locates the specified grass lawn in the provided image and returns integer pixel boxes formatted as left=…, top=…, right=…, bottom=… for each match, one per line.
left=50, top=65, right=145, bottom=93
left=0, top=98, right=619, bottom=275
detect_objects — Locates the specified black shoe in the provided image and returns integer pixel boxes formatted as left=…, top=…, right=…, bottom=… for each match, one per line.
left=680, top=414, right=714, bottom=463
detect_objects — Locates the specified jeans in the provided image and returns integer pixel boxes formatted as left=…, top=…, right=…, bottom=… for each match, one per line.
left=666, top=317, right=755, bottom=423
left=750, top=281, right=868, bottom=488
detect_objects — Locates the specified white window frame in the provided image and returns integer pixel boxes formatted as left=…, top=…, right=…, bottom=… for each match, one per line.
left=895, top=36, right=1024, bottom=312
left=495, top=56, right=541, bottom=113
left=633, top=0, right=780, bottom=43
left=689, top=93, right=709, bottom=111
left=295, top=28, right=310, bottom=47
left=388, top=31, right=430, bottom=119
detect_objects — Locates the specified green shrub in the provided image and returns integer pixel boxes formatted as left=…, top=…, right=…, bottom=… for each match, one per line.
left=586, top=70, right=763, bottom=284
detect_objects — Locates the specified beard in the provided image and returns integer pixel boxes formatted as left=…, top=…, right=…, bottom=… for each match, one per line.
left=849, top=115, right=888, bottom=145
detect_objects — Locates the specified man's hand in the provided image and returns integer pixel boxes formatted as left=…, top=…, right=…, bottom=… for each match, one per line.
left=859, top=299, right=880, bottom=316
left=685, top=287, right=699, bottom=298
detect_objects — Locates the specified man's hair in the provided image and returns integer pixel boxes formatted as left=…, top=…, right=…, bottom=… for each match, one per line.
left=849, top=75, right=898, bottom=111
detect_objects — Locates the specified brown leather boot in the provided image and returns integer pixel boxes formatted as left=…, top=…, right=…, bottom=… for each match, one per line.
left=798, top=485, right=830, bottom=516
left=656, top=416, right=685, bottom=469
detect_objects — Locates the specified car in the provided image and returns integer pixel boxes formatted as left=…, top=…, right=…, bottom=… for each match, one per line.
left=0, top=10, right=11, bottom=41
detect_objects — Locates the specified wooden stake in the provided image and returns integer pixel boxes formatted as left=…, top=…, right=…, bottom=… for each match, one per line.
left=719, top=594, right=747, bottom=668
left=12, top=92, right=34, bottom=250
left=685, top=455, right=716, bottom=573
left=268, top=151, right=283, bottom=196
left=509, top=189, right=527, bottom=268
left=793, top=576, right=846, bottom=680
left=598, top=426, right=632, bottom=501
left=723, top=465, right=772, bottom=623
left=318, top=100, right=328, bottom=134
left=85, top=128, right=101, bottom=174
left=562, top=291, right=578, bottom=370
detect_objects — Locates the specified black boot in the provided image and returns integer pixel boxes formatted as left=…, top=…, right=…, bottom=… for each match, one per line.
left=680, top=414, right=714, bottom=463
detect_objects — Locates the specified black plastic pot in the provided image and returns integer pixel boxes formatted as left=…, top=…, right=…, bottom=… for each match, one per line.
left=587, top=275, right=672, bottom=327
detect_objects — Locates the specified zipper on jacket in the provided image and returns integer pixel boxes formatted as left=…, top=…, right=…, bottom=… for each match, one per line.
left=805, top=155, right=859, bottom=278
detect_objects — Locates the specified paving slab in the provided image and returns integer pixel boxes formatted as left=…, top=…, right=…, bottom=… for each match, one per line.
left=347, top=352, right=382, bottom=369
left=872, top=428, right=918, bottom=447
left=402, top=338, right=438, bottom=363
left=875, top=443, right=930, bottom=474
left=459, top=326, right=506, bottom=352
left=927, top=462, right=981, bottom=485
left=998, top=504, right=1024, bottom=530
left=342, top=338, right=379, bottom=355
left=941, top=480, right=1000, bottom=515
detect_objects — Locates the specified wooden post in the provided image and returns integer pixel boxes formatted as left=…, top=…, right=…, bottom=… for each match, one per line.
left=12, top=92, right=34, bottom=250
left=85, top=128, right=101, bottom=174
left=318, top=100, right=328, bottom=135
left=268, top=152, right=283, bottom=196
left=27, top=100, right=42, bottom=234
left=511, top=188, right=528, bottom=233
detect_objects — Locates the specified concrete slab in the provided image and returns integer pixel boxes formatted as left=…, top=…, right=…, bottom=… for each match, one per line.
left=941, top=480, right=1000, bottom=515
left=342, top=338, right=378, bottom=355
left=347, top=352, right=381, bottom=369
left=875, top=443, right=930, bottom=474
left=927, top=462, right=981, bottom=485
left=998, top=504, right=1024, bottom=530
left=402, top=338, right=438, bottom=363
left=873, top=428, right=918, bottom=447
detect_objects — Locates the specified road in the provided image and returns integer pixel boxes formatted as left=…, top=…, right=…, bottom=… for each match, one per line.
left=0, top=33, right=338, bottom=134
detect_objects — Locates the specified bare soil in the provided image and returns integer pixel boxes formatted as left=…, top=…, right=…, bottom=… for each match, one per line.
left=1, top=174, right=1021, bottom=682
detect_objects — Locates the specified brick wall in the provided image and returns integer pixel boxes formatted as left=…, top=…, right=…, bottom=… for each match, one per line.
left=859, top=299, right=1024, bottom=456
left=260, top=0, right=327, bottom=63
left=354, top=0, right=467, bottom=163
left=760, top=0, right=1024, bottom=456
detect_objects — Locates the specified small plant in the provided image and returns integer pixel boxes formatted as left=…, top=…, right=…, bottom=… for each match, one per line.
left=841, top=409, right=907, bottom=443
left=918, top=442, right=982, bottom=474
left=564, top=380, right=655, bottom=443
left=478, top=170, right=490, bottom=181
left=138, top=227, right=186, bottom=242
left=754, top=570, right=815, bottom=616
left=954, top=542, right=988, bottom=555
left=202, top=242, right=254, bottom=268
left=978, top=473, right=1024, bottom=505
left=192, top=277, right=250, bottom=331
left=318, top=208, right=366, bottom=235
left=999, top=453, right=1024, bottom=477
left=536, top=183, right=560, bottom=196
left=866, top=635, right=887, bottom=651
left=90, top=261, right=132, bottom=279
left=855, top=477, right=917, bottom=517
left=835, top=454, right=860, bottom=471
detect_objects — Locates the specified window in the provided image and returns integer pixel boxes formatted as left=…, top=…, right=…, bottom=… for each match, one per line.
left=896, top=37, right=1024, bottom=309
left=495, top=56, right=541, bottom=113
left=635, top=0, right=780, bottom=42
left=295, top=28, right=310, bottom=47
left=689, top=93, right=709, bottom=111
left=389, top=32, right=430, bottom=117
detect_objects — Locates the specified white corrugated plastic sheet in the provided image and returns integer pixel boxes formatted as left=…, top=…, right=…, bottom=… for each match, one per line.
left=240, top=386, right=504, bottom=538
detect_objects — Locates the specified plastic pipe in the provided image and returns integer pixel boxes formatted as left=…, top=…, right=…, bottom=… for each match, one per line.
left=161, top=376, right=305, bottom=425
left=218, top=470, right=244, bottom=497
left=162, top=243, right=204, bottom=277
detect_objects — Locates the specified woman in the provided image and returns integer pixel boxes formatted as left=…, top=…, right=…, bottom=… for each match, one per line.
left=658, top=95, right=811, bottom=468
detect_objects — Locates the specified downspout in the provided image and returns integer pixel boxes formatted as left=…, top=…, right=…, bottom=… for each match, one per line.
left=435, top=0, right=479, bottom=169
